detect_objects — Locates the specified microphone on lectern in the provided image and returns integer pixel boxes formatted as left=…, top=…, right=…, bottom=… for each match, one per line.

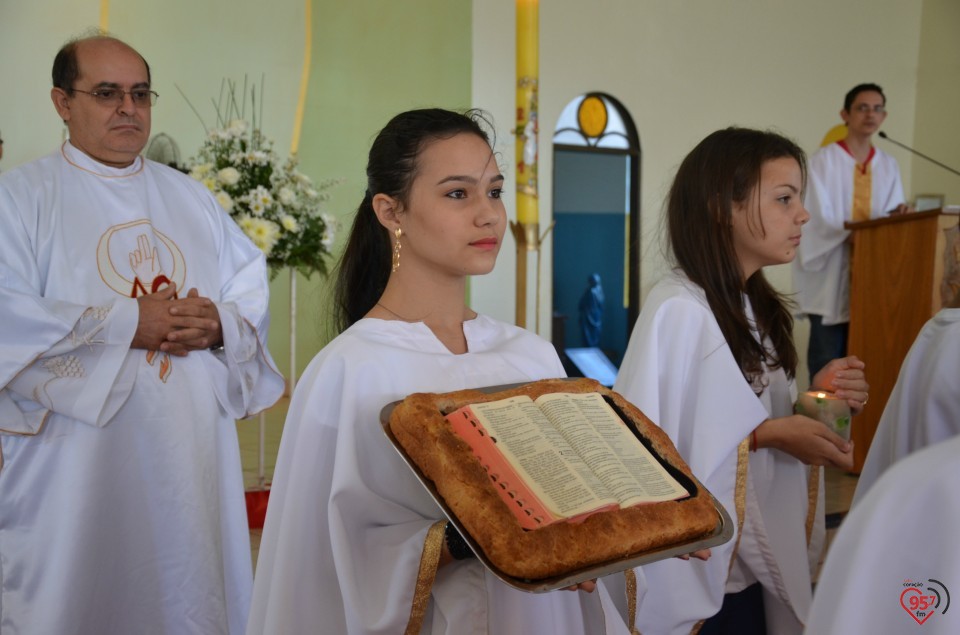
left=878, top=131, right=960, bottom=178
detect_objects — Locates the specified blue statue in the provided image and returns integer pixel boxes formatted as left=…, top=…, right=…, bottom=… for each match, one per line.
left=578, top=273, right=604, bottom=347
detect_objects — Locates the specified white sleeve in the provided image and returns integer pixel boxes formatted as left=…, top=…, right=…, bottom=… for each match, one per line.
left=798, top=151, right=849, bottom=271
left=0, top=208, right=139, bottom=435
left=876, top=153, right=906, bottom=214
left=2, top=297, right=139, bottom=434
left=197, top=198, right=283, bottom=419
left=615, top=290, right=768, bottom=634
left=248, top=351, right=436, bottom=635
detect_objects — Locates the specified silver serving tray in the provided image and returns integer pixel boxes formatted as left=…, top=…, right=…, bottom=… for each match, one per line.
left=379, top=382, right=734, bottom=593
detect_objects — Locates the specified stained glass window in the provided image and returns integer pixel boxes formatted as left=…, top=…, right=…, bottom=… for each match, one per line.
left=553, top=93, right=631, bottom=150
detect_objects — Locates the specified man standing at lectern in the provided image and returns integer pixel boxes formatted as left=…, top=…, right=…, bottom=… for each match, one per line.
left=794, top=83, right=912, bottom=380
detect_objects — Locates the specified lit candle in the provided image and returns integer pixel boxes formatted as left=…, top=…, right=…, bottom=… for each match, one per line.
left=795, top=391, right=852, bottom=441
left=515, top=0, right=538, bottom=226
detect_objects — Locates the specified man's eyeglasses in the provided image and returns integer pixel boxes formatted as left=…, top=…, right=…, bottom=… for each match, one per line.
left=70, top=88, right=159, bottom=108
left=852, top=104, right=885, bottom=114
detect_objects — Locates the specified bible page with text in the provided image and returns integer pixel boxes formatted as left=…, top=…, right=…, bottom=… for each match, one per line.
left=535, top=392, right=688, bottom=506
left=448, top=395, right=617, bottom=529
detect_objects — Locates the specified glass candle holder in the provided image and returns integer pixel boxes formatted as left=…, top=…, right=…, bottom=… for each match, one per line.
left=795, top=390, right=852, bottom=441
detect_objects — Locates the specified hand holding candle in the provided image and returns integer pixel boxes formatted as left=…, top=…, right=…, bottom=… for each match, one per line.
left=795, top=391, right=852, bottom=441
left=810, top=355, right=870, bottom=415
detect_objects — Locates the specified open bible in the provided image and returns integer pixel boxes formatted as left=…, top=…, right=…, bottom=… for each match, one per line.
left=385, top=379, right=727, bottom=583
left=445, top=391, right=688, bottom=530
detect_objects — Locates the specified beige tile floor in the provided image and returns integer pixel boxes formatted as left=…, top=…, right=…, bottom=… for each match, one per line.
left=239, top=415, right=860, bottom=576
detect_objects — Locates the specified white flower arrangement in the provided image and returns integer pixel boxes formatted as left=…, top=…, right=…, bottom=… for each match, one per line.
left=185, top=81, right=340, bottom=279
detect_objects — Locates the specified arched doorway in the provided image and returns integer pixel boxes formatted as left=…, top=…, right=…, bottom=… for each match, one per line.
left=551, top=93, right=640, bottom=385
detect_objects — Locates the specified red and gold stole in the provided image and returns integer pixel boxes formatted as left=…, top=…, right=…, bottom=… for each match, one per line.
left=839, top=140, right=876, bottom=222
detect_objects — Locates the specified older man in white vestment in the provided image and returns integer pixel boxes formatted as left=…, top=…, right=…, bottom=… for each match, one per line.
left=0, top=35, right=283, bottom=635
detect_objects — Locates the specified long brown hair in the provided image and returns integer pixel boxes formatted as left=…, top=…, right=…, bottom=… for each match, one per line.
left=333, top=108, right=494, bottom=333
left=666, top=127, right=806, bottom=392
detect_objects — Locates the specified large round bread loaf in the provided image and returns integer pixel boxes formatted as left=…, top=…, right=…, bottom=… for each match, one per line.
left=388, top=378, right=720, bottom=581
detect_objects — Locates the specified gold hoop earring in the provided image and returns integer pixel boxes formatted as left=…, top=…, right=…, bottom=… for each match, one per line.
left=392, top=227, right=402, bottom=273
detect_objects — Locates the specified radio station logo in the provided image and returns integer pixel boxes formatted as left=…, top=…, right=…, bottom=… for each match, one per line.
left=901, top=579, right=950, bottom=626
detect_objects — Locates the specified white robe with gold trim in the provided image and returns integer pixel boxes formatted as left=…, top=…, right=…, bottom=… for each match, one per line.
left=0, top=142, right=284, bottom=635
left=247, top=316, right=632, bottom=635
left=793, top=142, right=905, bottom=324
left=613, top=271, right=823, bottom=635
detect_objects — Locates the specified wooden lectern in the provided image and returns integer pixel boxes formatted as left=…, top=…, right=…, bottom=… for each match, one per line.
left=846, top=209, right=959, bottom=471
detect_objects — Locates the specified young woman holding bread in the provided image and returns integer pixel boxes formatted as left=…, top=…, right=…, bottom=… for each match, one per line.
left=614, top=128, right=869, bottom=635
left=246, top=109, right=632, bottom=634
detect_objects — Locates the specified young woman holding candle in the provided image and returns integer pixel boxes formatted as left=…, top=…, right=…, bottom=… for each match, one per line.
left=246, top=108, right=633, bottom=635
left=613, top=127, right=869, bottom=635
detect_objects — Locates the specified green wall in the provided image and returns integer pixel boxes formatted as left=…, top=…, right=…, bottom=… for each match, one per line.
left=281, top=0, right=473, bottom=384
left=0, top=0, right=472, bottom=480
left=257, top=0, right=473, bottom=442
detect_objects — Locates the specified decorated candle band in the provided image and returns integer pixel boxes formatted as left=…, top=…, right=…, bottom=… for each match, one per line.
left=795, top=391, right=852, bottom=441
left=515, top=0, right=539, bottom=226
